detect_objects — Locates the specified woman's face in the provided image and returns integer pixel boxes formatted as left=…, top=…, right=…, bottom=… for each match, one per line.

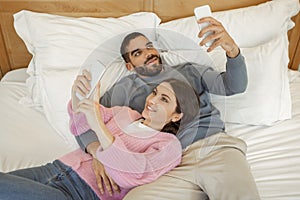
left=142, top=82, right=183, bottom=130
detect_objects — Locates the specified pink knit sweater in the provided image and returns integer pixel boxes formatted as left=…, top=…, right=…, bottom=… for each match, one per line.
left=59, top=102, right=182, bottom=200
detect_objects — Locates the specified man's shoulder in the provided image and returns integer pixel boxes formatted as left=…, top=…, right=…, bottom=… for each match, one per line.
left=170, top=62, right=213, bottom=74
left=116, top=73, right=138, bottom=84
left=110, top=73, right=145, bottom=92
left=170, top=62, right=209, bottom=68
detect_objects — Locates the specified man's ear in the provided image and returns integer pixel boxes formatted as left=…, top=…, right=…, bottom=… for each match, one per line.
left=126, top=63, right=134, bottom=71
left=171, top=113, right=183, bottom=123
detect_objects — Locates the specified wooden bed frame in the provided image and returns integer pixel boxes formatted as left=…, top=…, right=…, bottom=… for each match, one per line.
left=0, top=0, right=299, bottom=79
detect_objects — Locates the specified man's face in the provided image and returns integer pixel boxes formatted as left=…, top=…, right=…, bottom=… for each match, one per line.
left=125, top=36, right=162, bottom=77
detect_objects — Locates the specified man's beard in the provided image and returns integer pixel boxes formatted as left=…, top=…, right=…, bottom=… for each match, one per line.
left=133, top=55, right=163, bottom=77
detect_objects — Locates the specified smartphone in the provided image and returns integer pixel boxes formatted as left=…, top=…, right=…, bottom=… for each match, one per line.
left=76, top=59, right=106, bottom=100
left=194, top=5, right=214, bottom=47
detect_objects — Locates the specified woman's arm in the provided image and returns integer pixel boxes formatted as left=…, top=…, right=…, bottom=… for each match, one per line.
left=95, top=133, right=182, bottom=189
left=68, top=100, right=91, bottom=136
left=73, top=82, right=140, bottom=149
left=73, top=98, right=115, bottom=149
left=67, top=99, right=123, bottom=136
left=82, top=99, right=115, bottom=149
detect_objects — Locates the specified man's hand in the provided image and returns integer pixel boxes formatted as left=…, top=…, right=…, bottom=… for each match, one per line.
left=92, top=158, right=120, bottom=196
left=197, top=17, right=240, bottom=58
left=87, top=142, right=120, bottom=196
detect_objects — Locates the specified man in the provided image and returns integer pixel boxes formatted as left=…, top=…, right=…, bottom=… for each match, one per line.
left=72, top=17, right=260, bottom=199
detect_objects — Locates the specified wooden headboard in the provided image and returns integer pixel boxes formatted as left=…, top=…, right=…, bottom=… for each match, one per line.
left=0, top=0, right=299, bottom=79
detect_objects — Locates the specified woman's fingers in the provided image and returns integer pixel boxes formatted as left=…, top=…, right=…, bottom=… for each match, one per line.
left=73, top=75, right=91, bottom=97
left=82, top=69, right=92, bottom=81
left=73, top=69, right=92, bottom=97
left=93, top=82, right=101, bottom=103
left=75, top=99, right=93, bottom=113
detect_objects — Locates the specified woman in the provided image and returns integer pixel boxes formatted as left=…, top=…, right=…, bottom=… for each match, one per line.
left=0, top=79, right=200, bottom=200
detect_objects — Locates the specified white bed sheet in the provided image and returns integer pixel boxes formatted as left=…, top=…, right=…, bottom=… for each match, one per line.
left=0, top=68, right=299, bottom=199
left=226, top=70, right=300, bottom=199
left=0, top=69, right=75, bottom=172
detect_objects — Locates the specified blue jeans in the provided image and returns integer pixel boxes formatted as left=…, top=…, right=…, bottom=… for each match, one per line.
left=0, top=160, right=99, bottom=200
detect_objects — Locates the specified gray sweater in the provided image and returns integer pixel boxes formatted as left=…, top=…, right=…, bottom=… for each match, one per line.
left=75, top=53, right=247, bottom=150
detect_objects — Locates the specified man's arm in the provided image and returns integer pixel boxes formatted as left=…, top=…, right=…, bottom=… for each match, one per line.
left=196, top=16, right=247, bottom=95
left=198, top=52, right=247, bottom=96
left=223, top=52, right=247, bottom=94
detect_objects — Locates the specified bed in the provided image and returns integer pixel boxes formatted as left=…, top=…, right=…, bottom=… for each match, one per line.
left=0, top=0, right=300, bottom=199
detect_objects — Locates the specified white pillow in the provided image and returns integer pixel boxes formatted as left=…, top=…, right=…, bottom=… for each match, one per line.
left=40, top=69, right=79, bottom=147
left=159, top=0, right=300, bottom=48
left=14, top=10, right=161, bottom=107
left=155, top=28, right=215, bottom=68
left=210, top=32, right=291, bottom=125
left=13, top=10, right=161, bottom=143
left=41, top=59, right=132, bottom=146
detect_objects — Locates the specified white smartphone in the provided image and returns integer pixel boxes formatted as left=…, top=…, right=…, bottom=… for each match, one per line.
left=194, top=5, right=214, bottom=47
left=76, top=59, right=106, bottom=100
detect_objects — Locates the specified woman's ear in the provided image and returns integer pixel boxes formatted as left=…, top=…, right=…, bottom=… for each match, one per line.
left=126, top=63, right=134, bottom=71
left=171, top=113, right=183, bottom=123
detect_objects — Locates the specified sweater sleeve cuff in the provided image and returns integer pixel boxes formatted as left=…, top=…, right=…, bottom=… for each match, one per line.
left=226, top=51, right=245, bottom=68
left=227, top=48, right=241, bottom=59
left=68, top=100, right=91, bottom=136
left=76, top=129, right=99, bottom=153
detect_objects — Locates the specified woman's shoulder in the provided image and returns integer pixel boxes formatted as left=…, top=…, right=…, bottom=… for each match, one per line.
left=110, top=106, right=142, bottom=123
left=158, top=131, right=179, bottom=140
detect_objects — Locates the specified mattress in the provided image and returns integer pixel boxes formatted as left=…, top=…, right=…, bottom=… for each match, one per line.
left=0, top=68, right=300, bottom=199
left=226, top=70, right=300, bottom=199
left=0, top=69, right=75, bottom=172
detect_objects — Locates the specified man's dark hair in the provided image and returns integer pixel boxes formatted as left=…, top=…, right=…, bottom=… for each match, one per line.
left=120, top=32, right=147, bottom=63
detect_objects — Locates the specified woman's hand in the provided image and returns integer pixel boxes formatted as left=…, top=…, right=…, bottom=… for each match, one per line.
left=71, top=69, right=92, bottom=110
left=76, top=82, right=102, bottom=131
left=76, top=98, right=101, bottom=131
left=197, top=16, right=240, bottom=58
left=77, top=82, right=114, bottom=149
